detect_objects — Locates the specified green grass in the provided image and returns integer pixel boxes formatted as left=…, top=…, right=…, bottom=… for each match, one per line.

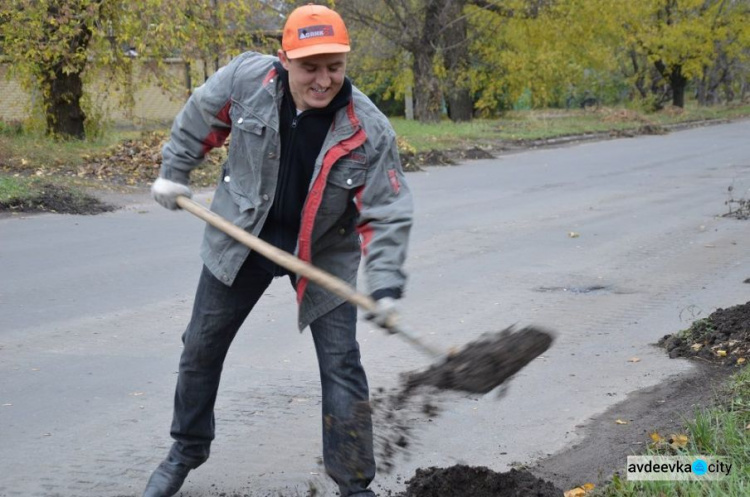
left=0, top=175, right=33, bottom=203
left=594, top=367, right=750, bottom=496
left=392, top=103, right=750, bottom=152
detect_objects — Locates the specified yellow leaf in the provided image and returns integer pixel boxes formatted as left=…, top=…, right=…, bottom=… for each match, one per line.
left=669, top=434, right=689, bottom=448
left=582, top=483, right=595, bottom=491
left=628, top=357, right=641, bottom=363
left=568, top=232, right=580, bottom=238
left=691, top=343, right=703, bottom=351
left=649, top=431, right=663, bottom=443
left=737, top=358, right=746, bottom=365
left=564, top=487, right=586, bottom=497
left=615, top=419, right=629, bottom=425
left=717, top=350, right=727, bottom=357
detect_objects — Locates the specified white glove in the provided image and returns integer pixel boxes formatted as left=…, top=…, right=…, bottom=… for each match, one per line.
left=151, top=177, right=192, bottom=210
left=366, top=297, right=400, bottom=333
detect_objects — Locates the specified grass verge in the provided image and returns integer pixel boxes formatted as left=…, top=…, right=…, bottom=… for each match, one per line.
left=592, top=366, right=750, bottom=497
left=391, top=103, right=750, bottom=151
left=1, top=102, right=749, bottom=212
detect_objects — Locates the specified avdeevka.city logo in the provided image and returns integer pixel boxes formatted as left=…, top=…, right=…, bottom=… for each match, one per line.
left=627, top=456, right=733, bottom=481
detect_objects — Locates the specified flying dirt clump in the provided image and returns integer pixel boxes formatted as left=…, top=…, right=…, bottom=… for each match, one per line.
left=370, top=326, right=554, bottom=476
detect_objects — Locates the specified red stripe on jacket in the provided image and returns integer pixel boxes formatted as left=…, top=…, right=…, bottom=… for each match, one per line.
left=263, top=67, right=278, bottom=86
left=355, top=187, right=374, bottom=257
left=296, top=103, right=367, bottom=304
left=201, top=101, right=232, bottom=156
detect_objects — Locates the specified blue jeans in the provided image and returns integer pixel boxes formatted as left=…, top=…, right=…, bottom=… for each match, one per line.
left=168, top=255, right=375, bottom=496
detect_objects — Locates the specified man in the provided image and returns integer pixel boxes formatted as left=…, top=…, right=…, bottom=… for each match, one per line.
left=144, top=4, right=412, bottom=497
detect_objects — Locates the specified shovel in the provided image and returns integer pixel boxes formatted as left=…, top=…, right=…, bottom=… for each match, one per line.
left=176, top=195, right=553, bottom=394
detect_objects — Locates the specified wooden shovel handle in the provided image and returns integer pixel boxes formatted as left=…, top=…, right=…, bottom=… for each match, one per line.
left=176, top=195, right=378, bottom=313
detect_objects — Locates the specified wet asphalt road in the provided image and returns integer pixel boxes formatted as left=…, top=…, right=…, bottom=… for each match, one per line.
left=2, top=120, right=750, bottom=496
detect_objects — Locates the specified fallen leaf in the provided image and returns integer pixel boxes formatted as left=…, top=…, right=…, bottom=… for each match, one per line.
left=649, top=431, right=663, bottom=443
left=564, top=484, right=594, bottom=497
left=716, top=350, right=727, bottom=357
left=564, top=487, right=586, bottom=497
left=738, top=358, right=746, bottom=365
left=129, top=392, right=144, bottom=396
left=628, top=357, right=641, bottom=363
left=615, top=419, right=629, bottom=425
left=568, top=232, right=580, bottom=238
left=669, top=434, right=689, bottom=448
left=691, top=343, right=703, bottom=351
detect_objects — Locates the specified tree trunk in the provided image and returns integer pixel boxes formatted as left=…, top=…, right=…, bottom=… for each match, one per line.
left=630, top=50, right=648, bottom=99
left=442, top=0, right=473, bottom=122
left=410, top=0, right=443, bottom=123
left=670, top=65, right=687, bottom=108
left=447, top=89, right=473, bottom=122
left=412, top=50, right=442, bottom=123
left=43, top=69, right=86, bottom=139
left=41, top=1, right=94, bottom=139
left=405, top=84, right=414, bottom=121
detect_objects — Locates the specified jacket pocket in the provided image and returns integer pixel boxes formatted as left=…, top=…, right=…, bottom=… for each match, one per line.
left=226, top=108, right=266, bottom=211
left=318, top=163, right=367, bottom=218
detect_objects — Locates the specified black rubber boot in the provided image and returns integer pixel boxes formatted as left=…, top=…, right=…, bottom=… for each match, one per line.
left=142, top=456, right=192, bottom=497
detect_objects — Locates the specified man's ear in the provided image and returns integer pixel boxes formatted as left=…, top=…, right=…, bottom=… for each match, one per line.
left=278, top=49, right=291, bottom=70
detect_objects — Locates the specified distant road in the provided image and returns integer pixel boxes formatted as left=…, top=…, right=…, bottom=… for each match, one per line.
left=2, top=120, right=750, bottom=496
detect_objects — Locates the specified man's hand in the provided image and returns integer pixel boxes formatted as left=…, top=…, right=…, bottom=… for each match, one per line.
left=152, top=177, right=192, bottom=210
left=366, top=297, right=400, bottom=333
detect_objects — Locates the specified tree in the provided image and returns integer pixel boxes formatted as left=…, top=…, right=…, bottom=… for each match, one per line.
left=466, top=0, right=620, bottom=113
left=1, top=0, right=276, bottom=139
left=441, top=0, right=473, bottom=121
left=622, top=0, right=750, bottom=108
left=341, top=0, right=452, bottom=123
left=2, top=1, right=102, bottom=139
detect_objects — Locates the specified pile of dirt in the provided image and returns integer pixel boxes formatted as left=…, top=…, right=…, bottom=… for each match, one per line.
left=400, top=146, right=495, bottom=171
left=659, top=301, right=750, bottom=366
left=393, top=465, right=563, bottom=497
left=0, top=183, right=115, bottom=215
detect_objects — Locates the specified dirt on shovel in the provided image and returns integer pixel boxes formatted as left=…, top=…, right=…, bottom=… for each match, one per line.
left=405, top=325, right=554, bottom=394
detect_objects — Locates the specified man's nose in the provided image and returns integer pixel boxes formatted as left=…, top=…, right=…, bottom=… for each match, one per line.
left=316, top=69, right=332, bottom=87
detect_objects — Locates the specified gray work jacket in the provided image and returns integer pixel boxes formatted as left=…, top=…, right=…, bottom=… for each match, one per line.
left=161, top=52, right=413, bottom=330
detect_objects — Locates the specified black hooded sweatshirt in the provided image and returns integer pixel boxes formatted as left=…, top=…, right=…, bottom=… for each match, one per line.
left=255, top=61, right=352, bottom=276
